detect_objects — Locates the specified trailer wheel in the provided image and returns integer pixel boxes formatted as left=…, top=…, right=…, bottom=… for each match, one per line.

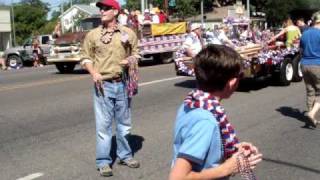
left=155, top=52, right=174, bottom=64
left=55, top=63, right=76, bottom=74
left=292, top=53, right=303, bottom=82
left=278, top=58, right=294, bottom=86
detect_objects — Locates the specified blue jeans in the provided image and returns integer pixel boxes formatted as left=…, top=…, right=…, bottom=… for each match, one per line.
left=93, top=81, right=132, bottom=168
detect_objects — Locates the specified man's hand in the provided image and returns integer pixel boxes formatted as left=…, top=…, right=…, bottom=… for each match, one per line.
left=92, top=72, right=103, bottom=83
left=119, top=59, right=129, bottom=67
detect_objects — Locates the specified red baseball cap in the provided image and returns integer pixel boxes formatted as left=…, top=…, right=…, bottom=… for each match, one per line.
left=96, top=0, right=121, bottom=11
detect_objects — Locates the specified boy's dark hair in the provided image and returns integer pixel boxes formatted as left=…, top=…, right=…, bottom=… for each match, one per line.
left=194, top=44, right=243, bottom=92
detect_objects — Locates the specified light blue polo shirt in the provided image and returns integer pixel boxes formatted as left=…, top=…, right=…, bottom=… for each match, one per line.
left=172, top=104, right=223, bottom=172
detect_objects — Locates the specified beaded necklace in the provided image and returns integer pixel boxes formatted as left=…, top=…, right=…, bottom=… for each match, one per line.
left=184, top=90, right=239, bottom=158
left=184, top=90, right=257, bottom=180
left=100, top=25, right=119, bottom=44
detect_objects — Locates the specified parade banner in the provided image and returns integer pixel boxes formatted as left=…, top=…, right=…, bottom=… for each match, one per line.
left=151, top=22, right=187, bottom=36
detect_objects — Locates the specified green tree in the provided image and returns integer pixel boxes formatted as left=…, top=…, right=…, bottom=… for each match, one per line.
left=295, top=0, right=320, bottom=9
left=173, top=0, right=197, bottom=20
left=125, top=0, right=141, bottom=10
left=14, top=0, right=49, bottom=45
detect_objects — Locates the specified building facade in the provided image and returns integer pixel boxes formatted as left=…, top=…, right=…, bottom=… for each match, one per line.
left=0, top=6, right=12, bottom=55
left=60, top=4, right=100, bottom=33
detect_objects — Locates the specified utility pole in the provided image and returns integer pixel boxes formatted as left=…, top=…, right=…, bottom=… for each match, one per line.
left=141, top=0, right=145, bottom=12
left=11, top=0, right=16, bottom=46
left=201, top=0, right=204, bottom=26
left=61, top=3, right=64, bottom=34
left=163, top=0, right=168, bottom=14
left=247, top=0, right=250, bottom=18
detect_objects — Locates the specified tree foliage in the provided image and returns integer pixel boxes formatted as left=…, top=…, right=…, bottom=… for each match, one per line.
left=264, top=0, right=296, bottom=26
left=295, top=0, right=320, bottom=9
left=172, top=0, right=197, bottom=20
left=125, top=0, right=141, bottom=11
left=13, top=0, right=49, bottom=45
left=251, top=0, right=320, bottom=26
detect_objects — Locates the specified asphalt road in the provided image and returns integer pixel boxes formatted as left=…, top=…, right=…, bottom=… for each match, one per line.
left=0, top=64, right=319, bottom=180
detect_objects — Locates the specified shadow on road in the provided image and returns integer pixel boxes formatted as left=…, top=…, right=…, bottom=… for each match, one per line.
left=53, top=69, right=88, bottom=75
left=110, top=134, right=145, bottom=166
left=276, top=106, right=317, bottom=129
left=174, top=79, right=197, bottom=89
left=263, top=157, right=320, bottom=174
left=174, top=78, right=279, bottom=92
left=237, top=78, right=270, bottom=92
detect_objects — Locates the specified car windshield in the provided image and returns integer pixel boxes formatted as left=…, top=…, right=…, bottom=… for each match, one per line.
left=54, top=32, right=87, bottom=45
left=80, top=17, right=101, bottom=31
left=23, top=37, right=33, bottom=46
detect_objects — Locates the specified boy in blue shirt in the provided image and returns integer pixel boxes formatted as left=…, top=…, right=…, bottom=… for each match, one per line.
left=169, top=45, right=263, bottom=179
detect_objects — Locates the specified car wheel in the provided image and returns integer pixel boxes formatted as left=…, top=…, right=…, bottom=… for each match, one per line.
left=7, top=55, right=23, bottom=69
left=55, top=63, right=76, bottom=73
left=41, top=57, right=48, bottom=65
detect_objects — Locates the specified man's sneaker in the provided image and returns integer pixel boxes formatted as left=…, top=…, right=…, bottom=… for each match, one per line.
left=97, top=166, right=113, bottom=177
left=119, top=158, right=140, bottom=168
left=306, top=112, right=318, bottom=128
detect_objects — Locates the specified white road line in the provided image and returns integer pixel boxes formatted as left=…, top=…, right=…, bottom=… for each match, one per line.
left=139, top=76, right=187, bottom=86
left=0, top=76, right=189, bottom=92
left=16, top=172, right=44, bottom=180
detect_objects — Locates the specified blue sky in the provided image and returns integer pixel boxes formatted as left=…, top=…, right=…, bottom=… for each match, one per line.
left=0, top=0, right=126, bottom=19
left=1, top=0, right=68, bottom=19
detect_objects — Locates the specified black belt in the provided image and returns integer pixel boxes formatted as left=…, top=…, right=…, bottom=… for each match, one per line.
left=103, top=77, right=122, bottom=83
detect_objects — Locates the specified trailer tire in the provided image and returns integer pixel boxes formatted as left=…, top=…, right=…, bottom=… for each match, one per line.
left=278, top=58, right=294, bottom=86
left=160, top=52, right=174, bottom=64
left=55, top=63, right=76, bottom=74
left=292, top=53, right=303, bottom=82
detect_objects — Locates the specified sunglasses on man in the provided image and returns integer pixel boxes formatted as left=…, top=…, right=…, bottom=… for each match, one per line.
left=99, top=6, right=113, bottom=11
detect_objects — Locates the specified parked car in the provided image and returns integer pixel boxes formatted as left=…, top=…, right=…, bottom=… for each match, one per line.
left=3, top=34, right=53, bottom=69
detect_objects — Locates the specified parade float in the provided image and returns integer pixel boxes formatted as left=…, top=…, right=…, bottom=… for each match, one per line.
left=138, top=22, right=188, bottom=64
left=48, top=16, right=188, bottom=73
left=175, top=17, right=302, bottom=86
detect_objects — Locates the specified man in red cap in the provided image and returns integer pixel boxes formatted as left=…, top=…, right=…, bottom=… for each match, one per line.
left=80, top=0, right=140, bottom=177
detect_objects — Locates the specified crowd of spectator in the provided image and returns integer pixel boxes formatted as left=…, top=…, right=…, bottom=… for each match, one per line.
left=118, top=7, right=169, bottom=28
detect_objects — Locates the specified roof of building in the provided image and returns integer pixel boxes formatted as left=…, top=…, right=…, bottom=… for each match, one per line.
left=186, top=6, right=230, bottom=22
left=59, top=4, right=100, bottom=18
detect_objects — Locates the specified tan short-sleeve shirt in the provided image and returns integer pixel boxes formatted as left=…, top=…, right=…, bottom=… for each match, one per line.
left=80, top=25, right=139, bottom=80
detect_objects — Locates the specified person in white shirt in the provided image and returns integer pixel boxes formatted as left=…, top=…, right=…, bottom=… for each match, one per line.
left=143, top=9, right=152, bottom=24
left=150, top=10, right=160, bottom=24
left=205, top=25, right=223, bottom=45
left=118, top=9, right=128, bottom=26
left=218, top=25, right=234, bottom=47
left=135, top=10, right=144, bottom=26
left=183, top=23, right=204, bottom=58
